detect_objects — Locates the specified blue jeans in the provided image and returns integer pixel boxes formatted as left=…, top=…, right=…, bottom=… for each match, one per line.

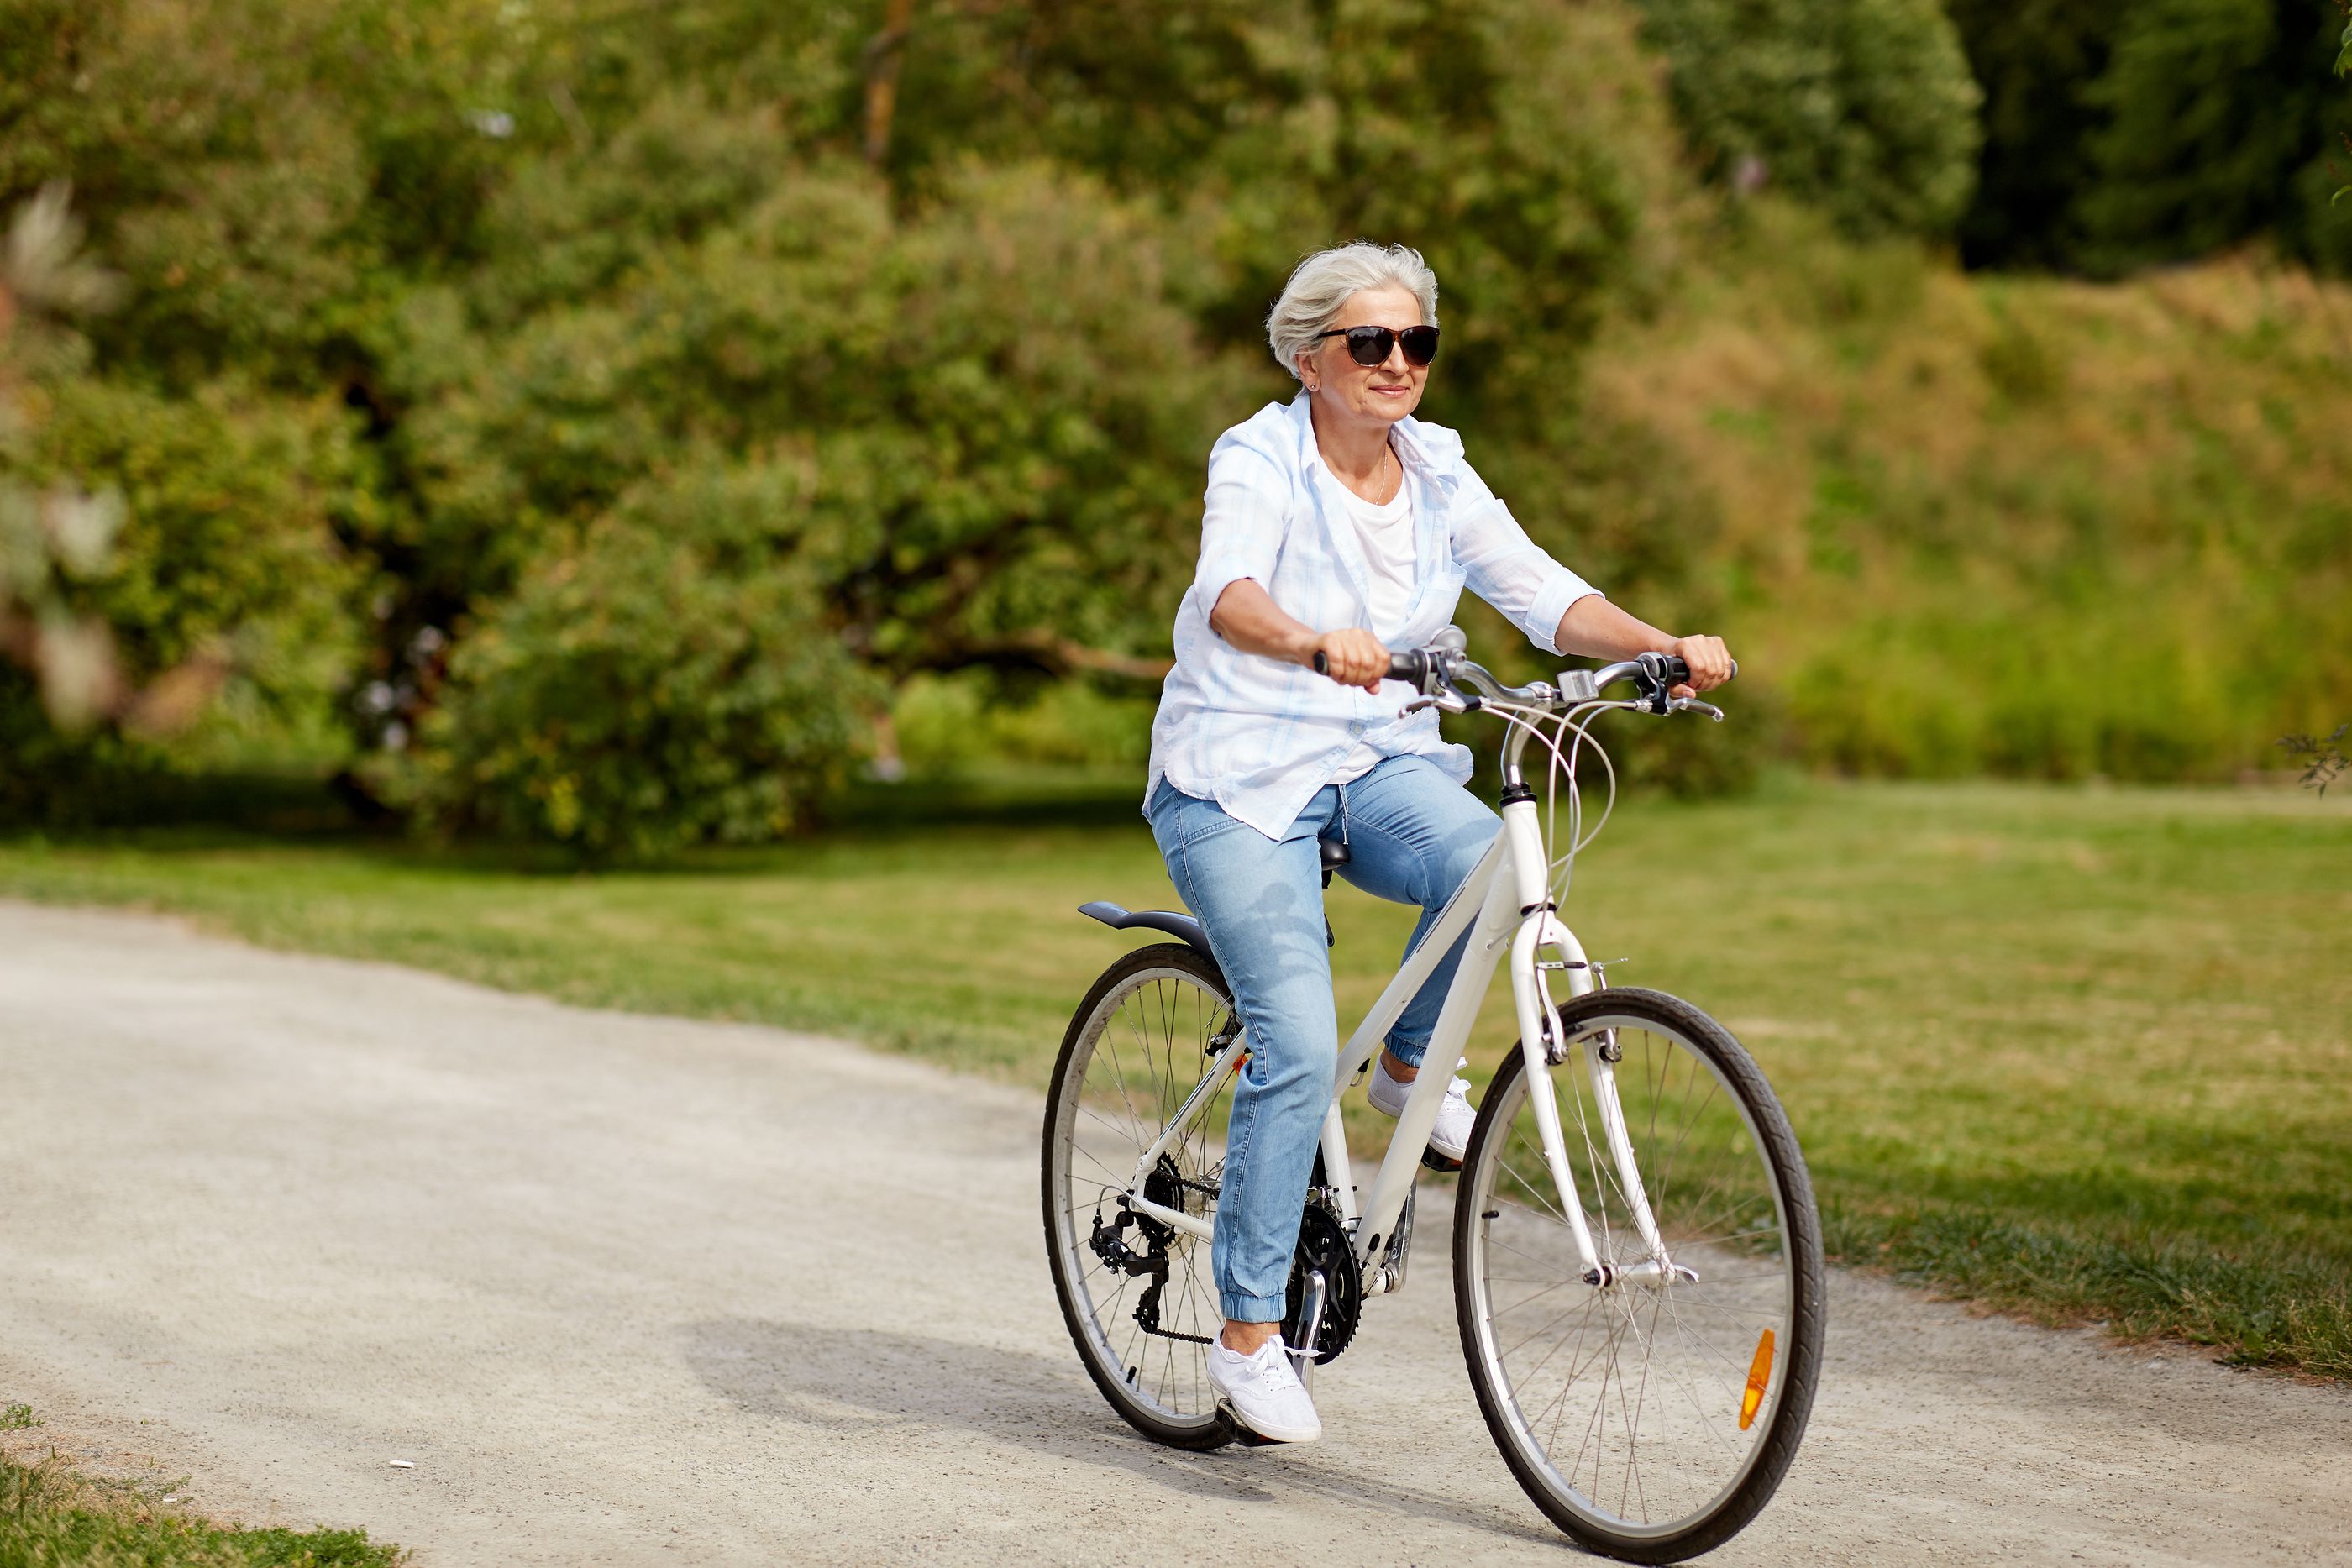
left=1146, top=754, right=1499, bottom=1321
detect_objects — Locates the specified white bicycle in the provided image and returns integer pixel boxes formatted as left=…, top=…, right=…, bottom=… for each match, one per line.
left=1042, top=631, right=1822, bottom=1563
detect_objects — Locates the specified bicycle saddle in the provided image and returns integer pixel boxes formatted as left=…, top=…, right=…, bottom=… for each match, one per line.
left=1318, top=836, right=1351, bottom=884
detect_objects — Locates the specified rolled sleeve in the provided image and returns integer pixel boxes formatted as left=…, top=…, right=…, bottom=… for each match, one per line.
left=1192, top=438, right=1289, bottom=622
left=1452, top=476, right=1603, bottom=656
left=1525, top=568, right=1603, bottom=657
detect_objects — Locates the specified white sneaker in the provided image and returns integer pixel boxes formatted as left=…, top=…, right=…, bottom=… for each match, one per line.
left=1368, top=1055, right=1476, bottom=1163
left=1206, top=1335, right=1322, bottom=1444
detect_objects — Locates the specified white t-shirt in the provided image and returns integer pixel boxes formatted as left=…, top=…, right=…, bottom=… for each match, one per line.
left=1330, top=474, right=1415, bottom=786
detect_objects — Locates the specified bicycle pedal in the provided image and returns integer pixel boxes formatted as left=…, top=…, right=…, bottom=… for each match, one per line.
left=1420, top=1147, right=1462, bottom=1173
left=1216, top=1403, right=1284, bottom=1447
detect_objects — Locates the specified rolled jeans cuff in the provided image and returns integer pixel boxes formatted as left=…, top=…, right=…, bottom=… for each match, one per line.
left=1220, top=1288, right=1289, bottom=1324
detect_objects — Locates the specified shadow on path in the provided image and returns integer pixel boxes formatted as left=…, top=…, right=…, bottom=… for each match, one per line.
left=681, top=1319, right=1556, bottom=1548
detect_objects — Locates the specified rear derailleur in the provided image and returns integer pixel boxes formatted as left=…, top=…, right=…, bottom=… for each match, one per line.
left=1089, top=1155, right=1218, bottom=1345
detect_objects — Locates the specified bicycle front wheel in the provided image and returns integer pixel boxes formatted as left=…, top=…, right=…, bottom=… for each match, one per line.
left=1042, top=941, right=1237, bottom=1450
left=1455, top=987, right=1823, bottom=1564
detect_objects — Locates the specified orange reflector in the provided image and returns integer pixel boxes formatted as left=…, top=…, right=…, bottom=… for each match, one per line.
left=1738, top=1328, right=1775, bottom=1430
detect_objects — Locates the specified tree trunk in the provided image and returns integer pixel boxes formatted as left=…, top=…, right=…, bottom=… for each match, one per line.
left=862, top=0, right=917, bottom=168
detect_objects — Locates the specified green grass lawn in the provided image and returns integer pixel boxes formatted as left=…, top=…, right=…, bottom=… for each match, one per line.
left=3, top=774, right=2347, bottom=1376
left=1, top=1435, right=401, bottom=1567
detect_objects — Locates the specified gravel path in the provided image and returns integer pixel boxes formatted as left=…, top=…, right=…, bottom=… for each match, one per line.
left=2, top=899, right=2346, bottom=1565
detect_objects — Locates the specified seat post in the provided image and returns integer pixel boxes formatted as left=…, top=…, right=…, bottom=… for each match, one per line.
left=1318, top=836, right=1350, bottom=946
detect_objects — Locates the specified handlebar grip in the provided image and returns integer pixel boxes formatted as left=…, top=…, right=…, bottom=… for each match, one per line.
left=1647, top=653, right=1739, bottom=686
left=1311, top=649, right=1429, bottom=684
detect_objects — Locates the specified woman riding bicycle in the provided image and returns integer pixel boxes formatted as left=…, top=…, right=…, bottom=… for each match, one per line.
left=1143, top=241, right=1735, bottom=1444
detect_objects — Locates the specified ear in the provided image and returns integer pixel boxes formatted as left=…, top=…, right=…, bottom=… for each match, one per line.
left=1295, top=350, right=1320, bottom=392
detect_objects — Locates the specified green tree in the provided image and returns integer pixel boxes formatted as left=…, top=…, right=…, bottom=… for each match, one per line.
left=1947, top=0, right=2352, bottom=274
left=1944, top=0, right=2127, bottom=269
left=395, top=477, right=870, bottom=859
left=1630, top=0, right=1984, bottom=239
left=378, top=0, right=1707, bottom=850
left=385, top=160, right=1258, bottom=846
left=0, top=0, right=1718, bottom=847
left=2079, top=0, right=2347, bottom=273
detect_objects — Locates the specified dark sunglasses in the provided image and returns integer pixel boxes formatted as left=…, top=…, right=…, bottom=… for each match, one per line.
left=1314, top=323, right=1440, bottom=368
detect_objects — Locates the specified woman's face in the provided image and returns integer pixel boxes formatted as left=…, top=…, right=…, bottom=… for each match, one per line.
left=1299, top=285, right=1429, bottom=427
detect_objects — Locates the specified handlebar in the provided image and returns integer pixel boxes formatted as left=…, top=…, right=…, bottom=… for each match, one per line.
left=1306, top=627, right=1737, bottom=794
left=1312, top=639, right=1732, bottom=713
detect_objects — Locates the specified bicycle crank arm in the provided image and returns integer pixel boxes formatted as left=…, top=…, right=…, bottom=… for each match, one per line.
left=1289, top=1268, right=1328, bottom=1394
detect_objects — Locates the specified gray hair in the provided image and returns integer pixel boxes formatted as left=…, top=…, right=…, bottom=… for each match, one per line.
left=1264, top=242, right=1440, bottom=380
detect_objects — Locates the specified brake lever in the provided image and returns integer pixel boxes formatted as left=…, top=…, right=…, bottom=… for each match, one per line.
left=1668, top=696, right=1726, bottom=722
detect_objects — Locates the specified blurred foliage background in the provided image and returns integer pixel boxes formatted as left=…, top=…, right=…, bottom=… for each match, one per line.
left=2, top=0, right=2349, bottom=852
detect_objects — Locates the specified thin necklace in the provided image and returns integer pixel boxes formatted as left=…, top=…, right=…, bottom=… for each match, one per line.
left=1343, top=446, right=1399, bottom=506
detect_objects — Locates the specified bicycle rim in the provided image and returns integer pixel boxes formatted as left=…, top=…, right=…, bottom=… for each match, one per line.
left=1044, top=948, right=1236, bottom=1441
left=1458, top=990, right=1819, bottom=1558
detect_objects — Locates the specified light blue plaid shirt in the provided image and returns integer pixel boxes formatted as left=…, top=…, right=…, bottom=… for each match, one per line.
left=1146, top=391, right=1603, bottom=839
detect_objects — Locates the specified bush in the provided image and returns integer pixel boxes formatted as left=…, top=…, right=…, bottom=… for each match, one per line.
left=0, top=370, right=365, bottom=821
left=1631, top=0, right=1983, bottom=239
left=892, top=671, right=1156, bottom=779
left=24, top=376, right=363, bottom=697
left=395, top=466, right=874, bottom=859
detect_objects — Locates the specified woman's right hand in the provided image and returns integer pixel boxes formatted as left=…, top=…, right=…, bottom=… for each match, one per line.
left=1310, top=627, right=1389, bottom=693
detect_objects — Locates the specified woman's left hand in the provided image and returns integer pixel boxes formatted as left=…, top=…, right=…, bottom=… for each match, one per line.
left=1667, top=634, right=1735, bottom=698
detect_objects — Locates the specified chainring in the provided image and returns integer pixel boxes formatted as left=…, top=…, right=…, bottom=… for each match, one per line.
left=1282, top=1201, right=1362, bottom=1366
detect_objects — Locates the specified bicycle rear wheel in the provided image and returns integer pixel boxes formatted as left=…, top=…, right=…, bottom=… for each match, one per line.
left=1042, top=942, right=1238, bottom=1450
left=1454, top=987, right=1822, bottom=1563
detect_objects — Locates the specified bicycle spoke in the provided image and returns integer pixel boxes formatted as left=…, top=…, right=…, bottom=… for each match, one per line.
left=1494, top=1275, right=1582, bottom=1319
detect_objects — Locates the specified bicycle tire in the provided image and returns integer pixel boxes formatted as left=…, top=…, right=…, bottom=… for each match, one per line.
left=1453, top=986, right=1824, bottom=1563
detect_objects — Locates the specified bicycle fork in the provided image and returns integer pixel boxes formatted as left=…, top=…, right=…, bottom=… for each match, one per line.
left=1499, top=804, right=1693, bottom=1292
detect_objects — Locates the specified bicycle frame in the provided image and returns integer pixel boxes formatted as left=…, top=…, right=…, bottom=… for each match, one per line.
left=1116, top=790, right=1678, bottom=1296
